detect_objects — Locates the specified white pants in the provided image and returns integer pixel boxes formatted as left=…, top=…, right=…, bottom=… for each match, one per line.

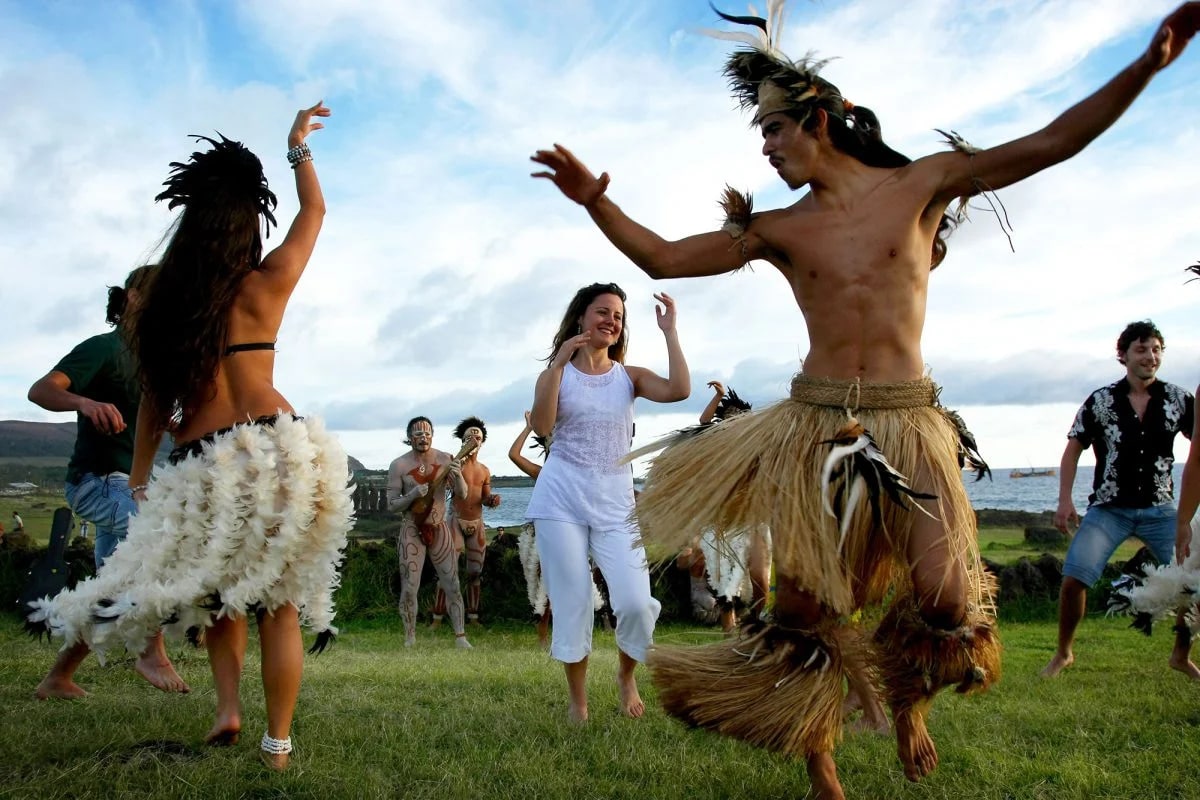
left=532, top=519, right=661, bottom=663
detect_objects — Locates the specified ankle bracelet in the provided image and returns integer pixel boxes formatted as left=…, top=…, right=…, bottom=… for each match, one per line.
left=260, top=733, right=293, bottom=754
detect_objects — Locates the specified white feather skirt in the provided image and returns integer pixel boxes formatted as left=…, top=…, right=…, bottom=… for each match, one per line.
left=1110, top=516, right=1200, bottom=631
left=27, top=415, right=354, bottom=659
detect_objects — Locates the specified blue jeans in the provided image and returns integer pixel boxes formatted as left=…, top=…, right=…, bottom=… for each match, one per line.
left=1063, top=503, right=1177, bottom=587
left=64, top=472, right=136, bottom=568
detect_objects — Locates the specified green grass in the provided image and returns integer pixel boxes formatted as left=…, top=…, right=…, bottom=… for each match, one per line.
left=977, top=525, right=1142, bottom=566
left=2, top=617, right=1198, bottom=799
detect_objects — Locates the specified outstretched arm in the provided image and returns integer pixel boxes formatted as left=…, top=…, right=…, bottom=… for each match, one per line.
left=259, top=101, right=331, bottom=294
left=629, top=293, right=691, bottom=403
left=932, top=4, right=1200, bottom=205
left=531, top=144, right=768, bottom=278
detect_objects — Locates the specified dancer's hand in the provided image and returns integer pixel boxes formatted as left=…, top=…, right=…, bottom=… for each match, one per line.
left=1145, top=3, right=1200, bottom=71
left=531, top=144, right=610, bottom=207
left=550, top=332, right=593, bottom=370
left=288, top=100, right=331, bottom=148
left=707, top=380, right=726, bottom=397
left=409, top=483, right=430, bottom=499
left=523, top=410, right=533, bottom=429
left=1176, top=518, right=1193, bottom=563
left=654, top=292, right=677, bottom=334
left=487, top=493, right=502, bottom=508
left=1053, top=499, right=1079, bottom=534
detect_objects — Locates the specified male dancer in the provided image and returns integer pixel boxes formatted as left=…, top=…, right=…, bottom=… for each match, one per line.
left=431, top=417, right=502, bottom=626
left=533, top=5, right=1199, bottom=798
left=388, top=417, right=472, bottom=649
left=1043, top=320, right=1194, bottom=679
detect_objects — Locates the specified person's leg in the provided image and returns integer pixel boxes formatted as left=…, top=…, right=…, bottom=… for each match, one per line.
left=1135, top=505, right=1200, bottom=679
left=747, top=526, right=772, bottom=616
left=35, top=642, right=91, bottom=699
left=463, top=520, right=486, bottom=622
left=63, top=473, right=189, bottom=692
left=591, top=527, right=661, bottom=718
left=205, top=613, right=248, bottom=745
left=397, top=526, right=426, bottom=646
left=535, top=519, right=595, bottom=721
left=428, top=522, right=470, bottom=646
left=258, top=604, right=303, bottom=770
left=430, top=587, right=446, bottom=629
left=1042, top=506, right=1128, bottom=677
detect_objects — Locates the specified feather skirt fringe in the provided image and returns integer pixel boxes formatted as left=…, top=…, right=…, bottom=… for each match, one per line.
left=649, top=621, right=846, bottom=756
left=27, top=415, right=354, bottom=659
left=1107, top=516, right=1200, bottom=633
left=634, top=385, right=990, bottom=616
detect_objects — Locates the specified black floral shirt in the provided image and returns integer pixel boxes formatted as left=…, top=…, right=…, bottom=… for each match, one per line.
left=1067, top=378, right=1194, bottom=508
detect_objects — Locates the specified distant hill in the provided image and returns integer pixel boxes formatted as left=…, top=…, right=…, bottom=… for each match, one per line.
left=0, top=420, right=77, bottom=458
left=2, top=419, right=368, bottom=475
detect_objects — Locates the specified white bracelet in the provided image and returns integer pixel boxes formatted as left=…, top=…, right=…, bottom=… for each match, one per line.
left=130, top=484, right=148, bottom=493
left=286, top=143, right=312, bottom=168
left=260, top=732, right=293, bottom=754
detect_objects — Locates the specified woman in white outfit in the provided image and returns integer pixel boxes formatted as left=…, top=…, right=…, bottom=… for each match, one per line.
left=526, top=282, right=690, bottom=722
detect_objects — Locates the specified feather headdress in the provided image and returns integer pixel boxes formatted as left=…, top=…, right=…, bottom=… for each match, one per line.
left=706, top=1, right=841, bottom=125
left=1187, top=261, right=1200, bottom=283
left=156, top=134, right=278, bottom=235
left=820, top=418, right=937, bottom=551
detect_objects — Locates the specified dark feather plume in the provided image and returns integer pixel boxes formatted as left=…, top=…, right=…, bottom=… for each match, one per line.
left=1186, top=262, right=1200, bottom=283
left=719, top=186, right=754, bottom=236
left=710, top=2, right=768, bottom=33
left=942, top=408, right=991, bottom=482
left=155, top=134, right=278, bottom=235
left=308, top=629, right=336, bottom=655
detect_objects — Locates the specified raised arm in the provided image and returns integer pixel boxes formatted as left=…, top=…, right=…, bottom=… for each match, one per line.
left=258, top=101, right=330, bottom=293
left=531, top=144, right=767, bottom=279
left=508, top=411, right=543, bottom=480
left=932, top=4, right=1200, bottom=205
left=628, top=293, right=691, bottom=404
left=699, top=381, right=725, bottom=425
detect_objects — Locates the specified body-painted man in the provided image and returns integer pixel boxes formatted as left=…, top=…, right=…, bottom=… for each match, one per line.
left=387, top=416, right=472, bottom=649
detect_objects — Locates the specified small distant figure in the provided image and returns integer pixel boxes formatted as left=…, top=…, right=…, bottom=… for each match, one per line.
left=1042, top=320, right=1195, bottom=680
left=78, top=520, right=90, bottom=540
left=12, top=511, right=25, bottom=533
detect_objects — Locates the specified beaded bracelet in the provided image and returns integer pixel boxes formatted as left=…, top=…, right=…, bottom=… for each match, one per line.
left=261, top=732, right=293, bottom=754
left=129, top=484, right=148, bottom=493
left=286, top=143, right=312, bottom=168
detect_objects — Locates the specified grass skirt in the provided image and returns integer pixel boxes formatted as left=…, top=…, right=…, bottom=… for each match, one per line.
left=27, top=415, right=354, bottom=659
left=635, top=375, right=989, bottom=616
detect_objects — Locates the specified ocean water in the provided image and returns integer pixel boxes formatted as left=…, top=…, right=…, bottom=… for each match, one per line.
left=482, top=465, right=1188, bottom=530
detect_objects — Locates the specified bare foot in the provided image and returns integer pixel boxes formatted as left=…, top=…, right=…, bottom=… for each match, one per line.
left=1039, top=652, right=1074, bottom=678
left=35, top=676, right=89, bottom=700
left=895, top=708, right=938, bottom=782
left=455, top=635, right=473, bottom=650
left=806, top=752, right=846, bottom=800
left=135, top=651, right=190, bottom=693
left=205, top=709, right=242, bottom=746
left=1169, top=655, right=1200, bottom=681
left=617, top=672, right=645, bottom=719
left=260, top=751, right=289, bottom=771
left=568, top=701, right=589, bottom=724
left=404, top=633, right=415, bottom=647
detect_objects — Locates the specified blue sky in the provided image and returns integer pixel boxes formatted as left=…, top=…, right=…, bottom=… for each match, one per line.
left=2, top=0, right=1198, bottom=475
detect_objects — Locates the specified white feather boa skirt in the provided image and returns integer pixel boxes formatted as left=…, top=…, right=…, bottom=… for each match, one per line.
left=517, top=523, right=604, bottom=616
left=1109, top=516, right=1200, bottom=632
left=698, top=527, right=770, bottom=602
left=27, top=415, right=353, bottom=659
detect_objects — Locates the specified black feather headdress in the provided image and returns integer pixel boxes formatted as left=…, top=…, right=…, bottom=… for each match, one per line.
left=705, top=1, right=841, bottom=125
left=155, top=134, right=278, bottom=235
left=1187, top=261, right=1200, bottom=283
left=714, top=387, right=753, bottom=421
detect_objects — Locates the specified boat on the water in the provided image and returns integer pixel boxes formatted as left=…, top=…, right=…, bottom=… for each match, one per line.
left=1009, top=468, right=1056, bottom=479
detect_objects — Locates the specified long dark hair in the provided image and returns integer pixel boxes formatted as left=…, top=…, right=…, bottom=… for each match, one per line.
left=105, top=264, right=158, bottom=327
left=545, top=282, right=628, bottom=365
left=788, top=97, right=957, bottom=269
left=131, top=135, right=278, bottom=430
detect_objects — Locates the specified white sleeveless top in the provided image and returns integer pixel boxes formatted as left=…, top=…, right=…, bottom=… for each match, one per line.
left=525, top=361, right=636, bottom=531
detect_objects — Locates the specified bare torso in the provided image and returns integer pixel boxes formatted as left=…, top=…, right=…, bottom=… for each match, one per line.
left=387, top=449, right=454, bottom=526
left=753, top=163, right=943, bottom=383
left=453, top=458, right=493, bottom=520
left=174, top=270, right=294, bottom=442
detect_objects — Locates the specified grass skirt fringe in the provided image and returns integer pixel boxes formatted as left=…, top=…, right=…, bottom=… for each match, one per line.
left=27, top=415, right=354, bottom=659
left=649, top=621, right=845, bottom=756
left=635, top=375, right=989, bottom=616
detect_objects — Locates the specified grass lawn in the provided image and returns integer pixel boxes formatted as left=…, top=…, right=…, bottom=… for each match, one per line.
left=2, top=617, right=1198, bottom=800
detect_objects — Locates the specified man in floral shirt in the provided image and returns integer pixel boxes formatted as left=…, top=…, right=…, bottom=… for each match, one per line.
left=1042, top=320, right=1195, bottom=678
